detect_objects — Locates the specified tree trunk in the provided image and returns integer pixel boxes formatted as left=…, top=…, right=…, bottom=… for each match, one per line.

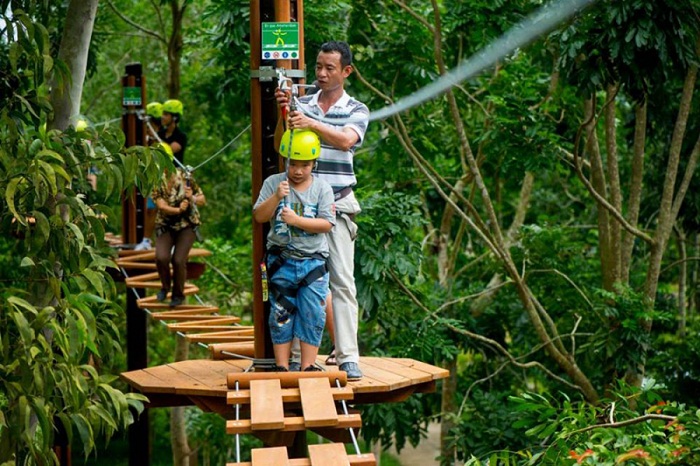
left=604, top=84, right=622, bottom=285
left=643, top=56, right=698, bottom=312
left=584, top=98, right=614, bottom=291
left=167, top=0, right=186, bottom=98
left=49, top=0, right=99, bottom=130
left=171, top=336, right=191, bottom=465
left=620, top=101, right=647, bottom=283
left=676, top=227, right=687, bottom=337
left=439, top=358, right=457, bottom=465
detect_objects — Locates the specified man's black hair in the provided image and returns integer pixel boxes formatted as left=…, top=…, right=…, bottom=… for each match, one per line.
left=319, top=41, right=353, bottom=67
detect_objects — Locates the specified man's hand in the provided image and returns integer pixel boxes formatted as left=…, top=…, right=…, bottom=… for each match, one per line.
left=275, top=88, right=291, bottom=111
left=288, top=110, right=314, bottom=131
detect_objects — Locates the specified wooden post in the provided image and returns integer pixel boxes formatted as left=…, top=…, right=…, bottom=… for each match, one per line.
left=251, top=0, right=306, bottom=361
left=121, top=62, right=150, bottom=466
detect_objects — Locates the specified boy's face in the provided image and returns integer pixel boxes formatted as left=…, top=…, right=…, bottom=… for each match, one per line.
left=286, top=159, right=315, bottom=185
left=315, top=51, right=352, bottom=93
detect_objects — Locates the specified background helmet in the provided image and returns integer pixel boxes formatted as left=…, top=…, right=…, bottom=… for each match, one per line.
left=279, top=130, right=321, bottom=161
left=146, top=102, right=163, bottom=118
left=75, top=119, right=89, bottom=132
left=158, top=142, right=174, bottom=159
left=162, top=99, right=183, bottom=117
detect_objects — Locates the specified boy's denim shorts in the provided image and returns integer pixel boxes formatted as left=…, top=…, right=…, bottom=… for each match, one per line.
left=267, top=255, right=328, bottom=347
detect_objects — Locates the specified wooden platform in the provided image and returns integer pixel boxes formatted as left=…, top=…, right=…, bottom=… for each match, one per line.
left=121, top=356, right=449, bottom=411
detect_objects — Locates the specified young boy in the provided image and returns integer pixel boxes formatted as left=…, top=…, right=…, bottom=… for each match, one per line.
left=253, top=129, right=335, bottom=371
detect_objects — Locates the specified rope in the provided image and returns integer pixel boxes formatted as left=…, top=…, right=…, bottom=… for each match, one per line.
left=336, top=377, right=361, bottom=455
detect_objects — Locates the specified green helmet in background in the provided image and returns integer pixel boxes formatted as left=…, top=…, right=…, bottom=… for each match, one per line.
left=75, top=119, right=89, bottom=132
left=162, top=99, right=183, bottom=117
left=279, top=130, right=321, bottom=161
left=147, top=102, right=163, bottom=118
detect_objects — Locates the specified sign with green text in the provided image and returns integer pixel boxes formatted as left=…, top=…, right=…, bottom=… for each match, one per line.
left=261, top=22, right=299, bottom=60
left=123, top=87, right=141, bottom=106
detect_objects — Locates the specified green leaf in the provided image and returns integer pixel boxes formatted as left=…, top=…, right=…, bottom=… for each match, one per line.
left=20, top=257, right=35, bottom=267
left=66, top=222, right=85, bottom=252
left=6, top=177, right=25, bottom=224
left=71, top=413, right=94, bottom=453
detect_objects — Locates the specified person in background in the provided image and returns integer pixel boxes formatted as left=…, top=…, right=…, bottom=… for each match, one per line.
left=253, top=130, right=335, bottom=372
left=135, top=101, right=164, bottom=251
left=275, top=40, right=369, bottom=380
left=158, top=99, right=187, bottom=165
left=153, top=147, right=205, bottom=307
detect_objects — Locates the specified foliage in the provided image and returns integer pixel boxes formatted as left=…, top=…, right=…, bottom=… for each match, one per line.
left=0, top=6, right=170, bottom=463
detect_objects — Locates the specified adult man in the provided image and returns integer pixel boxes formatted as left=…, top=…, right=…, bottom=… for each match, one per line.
left=275, top=40, right=369, bottom=380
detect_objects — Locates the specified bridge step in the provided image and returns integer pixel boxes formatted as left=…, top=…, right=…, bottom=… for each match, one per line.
left=225, top=445, right=376, bottom=466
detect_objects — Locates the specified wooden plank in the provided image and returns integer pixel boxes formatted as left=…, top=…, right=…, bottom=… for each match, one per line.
left=391, top=358, right=450, bottom=380
left=151, top=313, right=231, bottom=322
left=299, top=378, right=339, bottom=428
left=166, top=318, right=246, bottom=332
left=227, top=386, right=353, bottom=405
left=138, top=302, right=218, bottom=310
left=141, top=363, right=227, bottom=397
left=227, top=453, right=375, bottom=466
left=185, top=333, right=255, bottom=344
left=346, top=362, right=409, bottom=392
left=120, top=369, right=177, bottom=394
left=210, top=342, right=256, bottom=360
left=226, top=413, right=362, bottom=435
left=227, top=370, right=347, bottom=389
left=249, top=379, right=285, bottom=430
left=361, top=357, right=433, bottom=385
left=308, top=443, right=349, bottom=466
left=251, top=447, right=289, bottom=466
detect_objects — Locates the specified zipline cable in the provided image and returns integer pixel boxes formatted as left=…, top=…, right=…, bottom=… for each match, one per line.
left=288, top=0, right=597, bottom=126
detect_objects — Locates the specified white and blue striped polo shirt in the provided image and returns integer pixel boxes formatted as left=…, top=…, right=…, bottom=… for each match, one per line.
left=296, top=91, right=369, bottom=193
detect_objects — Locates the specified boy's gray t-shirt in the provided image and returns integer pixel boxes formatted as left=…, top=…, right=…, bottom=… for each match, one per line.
left=254, top=173, right=336, bottom=258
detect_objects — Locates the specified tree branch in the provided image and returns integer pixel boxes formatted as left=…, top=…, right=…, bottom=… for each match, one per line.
left=105, top=0, right=166, bottom=44
left=566, top=414, right=676, bottom=437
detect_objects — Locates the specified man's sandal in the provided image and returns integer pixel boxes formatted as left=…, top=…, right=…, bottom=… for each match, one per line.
left=325, top=345, right=337, bottom=365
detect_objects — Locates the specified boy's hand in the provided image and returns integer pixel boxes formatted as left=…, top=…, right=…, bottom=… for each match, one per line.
left=280, top=206, right=298, bottom=226
left=276, top=180, right=290, bottom=199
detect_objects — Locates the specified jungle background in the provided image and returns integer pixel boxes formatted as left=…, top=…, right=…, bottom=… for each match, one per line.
left=2, top=0, right=700, bottom=464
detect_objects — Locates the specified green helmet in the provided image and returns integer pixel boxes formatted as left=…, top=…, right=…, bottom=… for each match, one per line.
left=279, top=130, right=321, bottom=161
left=147, top=102, right=163, bottom=118
left=162, top=99, right=183, bottom=117
left=75, top=119, right=89, bottom=132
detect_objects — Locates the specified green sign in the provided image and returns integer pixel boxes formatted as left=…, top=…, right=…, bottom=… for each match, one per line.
left=261, top=22, right=299, bottom=60
left=123, top=87, right=142, bottom=106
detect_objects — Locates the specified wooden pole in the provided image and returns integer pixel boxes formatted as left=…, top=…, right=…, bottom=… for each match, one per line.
left=121, top=62, right=150, bottom=466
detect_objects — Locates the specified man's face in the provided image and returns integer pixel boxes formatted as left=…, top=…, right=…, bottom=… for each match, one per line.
left=161, top=112, right=173, bottom=126
left=315, top=51, right=351, bottom=93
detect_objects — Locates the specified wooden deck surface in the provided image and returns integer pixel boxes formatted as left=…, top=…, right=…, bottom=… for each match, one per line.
left=121, top=356, right=449, bottom=410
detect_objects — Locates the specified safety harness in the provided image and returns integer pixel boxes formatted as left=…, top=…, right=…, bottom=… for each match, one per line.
left=266, top=246, right=328, bottom=325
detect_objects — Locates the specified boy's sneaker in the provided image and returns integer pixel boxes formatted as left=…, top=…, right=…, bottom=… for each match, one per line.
left=303, top=365, right=323, bottom=372
left=134, top=238, right=152, bottom=251
left=156, top=289, right=169, bottom=302
left=339, top=362, right=363, bottom=381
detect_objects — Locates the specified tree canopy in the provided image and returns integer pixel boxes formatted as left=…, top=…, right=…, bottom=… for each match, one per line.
left=1, top=0, right=700, bottom=464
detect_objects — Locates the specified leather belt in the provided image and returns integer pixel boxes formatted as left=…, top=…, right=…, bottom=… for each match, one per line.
left=334, top=186, right=353, bottom=201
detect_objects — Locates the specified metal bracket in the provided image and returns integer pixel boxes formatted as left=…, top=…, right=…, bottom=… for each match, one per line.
left=251, top=66, right=306, bottom=82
